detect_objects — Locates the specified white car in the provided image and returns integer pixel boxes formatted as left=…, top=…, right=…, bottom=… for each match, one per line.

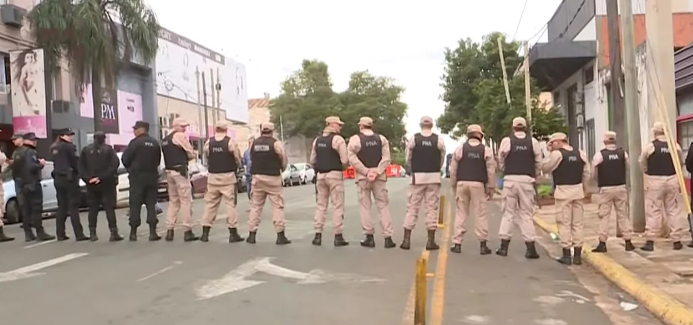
left=281, top=164, right=302, bottom=186
left=293, top=162, right=315, bottom=184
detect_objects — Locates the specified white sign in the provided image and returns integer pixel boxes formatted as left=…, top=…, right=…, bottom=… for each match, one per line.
left=220, top=59, right=249, bottom=124
left=0, top=253, right=89, bottom=283
left=195, top=257, right=385, bottom=300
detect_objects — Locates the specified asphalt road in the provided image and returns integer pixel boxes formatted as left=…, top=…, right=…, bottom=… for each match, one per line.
left=0, top=178, right=660, bottom=325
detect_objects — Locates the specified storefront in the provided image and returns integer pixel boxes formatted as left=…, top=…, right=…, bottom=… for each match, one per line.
left=674, top=44, right=693, bottom=191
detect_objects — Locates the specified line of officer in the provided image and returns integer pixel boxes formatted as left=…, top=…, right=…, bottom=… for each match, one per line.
left=18, top=133, right=55, bottom=241
left=200, top=121, right=244, bottom=243
left=247, top=122, right=291, bottom=245
left=401, top=116, right=446, bottom=251
left=591, top=131, right=634, bottom=253
left=310, top=116, right=349, bottom=247
left=161, top=118, right=199, bottom=242
left=78, top=131, right=123, bottom=242
left=347, top=117, right=395, bottom=248
left=51, top=128, right=88, bottom=241
left=496, top=117, right=542, bottom=259
left=449, top=124, right=496, bottom=254
left=542, top=132, right=590, bottom=265
left=0, top=141, right=15, bottom=242
left=638, top=121, right=686, bottom=251
left=122, top=121, right=162, bottom=241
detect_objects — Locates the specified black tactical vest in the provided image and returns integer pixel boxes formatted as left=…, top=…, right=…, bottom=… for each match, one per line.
left=553, top=148, right=584, bottom=185
left=646, top=140, right=676, bottom=176
left=411, top=133, right=441, bottom=173
left=597, top=148, right=626, bottom=187
left=208, top=136, right=238, bottom=174
left=250, top=136, right=281, bottom=176
left=161, top=131, right=188, bottom=170
left=356, top=133, right=382, bottom=168
left=456, top=142, right=488, bottom=183
left=504, top=134, right=535, bottom=177
left=314, top=134, right=343, bottom=173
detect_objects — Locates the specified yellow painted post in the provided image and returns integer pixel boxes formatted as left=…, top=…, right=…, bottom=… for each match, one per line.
left=414, top=257, right=427, bottom=325
left=437, top=196, right=446, bottom=229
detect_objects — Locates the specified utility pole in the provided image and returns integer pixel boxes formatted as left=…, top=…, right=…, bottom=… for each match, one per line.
left=210, top=68, right=217, bottom=129
left=202, top=72, right=210, bottom=140
left=497, top=37, right=512, bottom=104
left=645, top=0, right=676, bottom=135
left=279, top=115, right=285, bottom=143
left=620, top=0, right=645, bottom=232
left=606, top=0, right=626, bottom=147
left=523, top=41, right=532, bottom=135
left=195, top=66, right=204, bottom=164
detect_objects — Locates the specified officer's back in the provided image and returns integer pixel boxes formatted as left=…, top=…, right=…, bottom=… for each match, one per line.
left=50, top=128, right=79, bottom=181
left=80, top=132, right=119, bottom=184
left=122, top=122, right=161, bottom=176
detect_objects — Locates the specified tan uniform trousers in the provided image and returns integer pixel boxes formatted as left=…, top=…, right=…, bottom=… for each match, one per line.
left=248, top=174, right=286, bottom=232
left=314, top=173, right=345, bottom=234
left=555, top=197, right=584, bottom=249
left=644, top=176, right=685, bottom=241
left=453, top=181, right=488, bottom=244
left=403, top=184, right=440, bottom=231
left=202, top=172, right=238, bottom=228
left=498, top=180, right=537, bottom=242
left=357, top=179, right=394, bottom=237
left=597, top=186, right=632, bottom=242
left=165, top=170, right=193, bottom=230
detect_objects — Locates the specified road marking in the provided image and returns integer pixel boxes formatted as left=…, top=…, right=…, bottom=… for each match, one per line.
left=0, top=253, right=89, bottom=283
left=195, top=257, right=266, bottom=300
left=137, top=261, right=183, bottom=282
left=430, top=193, right=453, bottom=325
left=24, top=240, right=57, bottom=249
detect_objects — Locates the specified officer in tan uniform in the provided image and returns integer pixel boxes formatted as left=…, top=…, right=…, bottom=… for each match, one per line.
left=638, top=121, right=686, bottom=251
left=542, top=132, right=590, bottom=265
left=0, top=148, right=15, bottom=242
left=400, top=116, right=446, bottom=251
left=591, top=131, right=635, bottom=253
left=200, top=121, right=244, bottom=243
left=347, top=117, right=395, bottom=248
left=496, top=117, right=542, bottom=259
left=449, top=125, right=495, bottom=254
left=247, top=122, right=291, bottom=245
left=161, top=117, right=199, bottom=242
left=310, top=116, right=349, bottom=247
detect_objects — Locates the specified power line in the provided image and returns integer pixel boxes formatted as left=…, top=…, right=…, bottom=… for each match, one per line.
left=558, top=0, right=587, bottom=39
left=512, top=0, right=531, bottom=41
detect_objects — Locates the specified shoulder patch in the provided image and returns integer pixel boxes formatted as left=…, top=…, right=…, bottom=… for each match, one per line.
left=51, top=149, right=59, bottom=155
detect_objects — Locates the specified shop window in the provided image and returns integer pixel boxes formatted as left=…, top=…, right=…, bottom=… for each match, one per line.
left=678, top=119, right=693, bottom=178
left=1, top=54, right=9, bottom=94
left=584, top=66, right=594, bottom=84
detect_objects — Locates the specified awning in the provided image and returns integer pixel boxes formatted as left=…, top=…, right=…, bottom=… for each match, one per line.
left=528, top=40, right=597, bottom=90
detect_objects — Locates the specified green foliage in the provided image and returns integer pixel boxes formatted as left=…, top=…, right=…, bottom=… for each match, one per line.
left=438, top=32, right=567, bottom=145
left=391, top=150, right=406, bottom=167
left=270, top=60, right=408, bottom=153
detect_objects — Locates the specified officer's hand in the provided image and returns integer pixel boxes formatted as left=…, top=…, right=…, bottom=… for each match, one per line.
left=485, top=188, right=495, bottom=200
left=6, top=159, right=12, bottom=165
left=367, top=171, right=377, bottom=182
left=38, top=158, right=45, bottom=166
left=89, top=177, right=100, bottom=184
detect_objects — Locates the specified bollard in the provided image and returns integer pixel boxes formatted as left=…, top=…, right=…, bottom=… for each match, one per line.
left=414, top=257, right=427, bottom=325
left=437, top=196, right=446, bottom=229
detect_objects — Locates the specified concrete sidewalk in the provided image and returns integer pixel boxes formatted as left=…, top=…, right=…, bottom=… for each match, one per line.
left=534, top=202, right=693, bottom=325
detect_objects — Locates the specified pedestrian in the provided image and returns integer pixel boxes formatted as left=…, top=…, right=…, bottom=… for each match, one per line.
left=448, top=124, right=495, bottom=254
left=542, top=132, right=590, bottom=265
left=310, top=116, right=349, bottom=247
left=638, top=121, right=686, bottom=251
left=6, top=133, right=25, bottom=228
left=161, top=118, right=199, bottom=242
left=243, top=137, right=254, bottom=201
left=78, top=131, right=123, bottom=242
left=684, top=138, right=693, bottom=248
left=200, top=121, right=244, bottom=243
left=347, top=116, right=395, bottom=248
left=50, top=128, right=88, bottom=241
left=496, top=117, right=542, bottom=259
left=0, top=144, right=15, bottom=242
left=18, top=133, right=55, bottom=241
left=247, top=122, right=291, bottom=245
left=591, top=131, right=635, bottom=252
left=400, top=116, right=446, bottom=251
left=122, top=121, right=162, bottom=241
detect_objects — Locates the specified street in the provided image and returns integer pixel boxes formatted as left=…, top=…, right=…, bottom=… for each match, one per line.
left=0, top=178, right=660, bottom=325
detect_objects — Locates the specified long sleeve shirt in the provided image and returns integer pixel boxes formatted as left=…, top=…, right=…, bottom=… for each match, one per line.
left=542, top=146, right=590, bottom=200
left=639, top=136, right=684, bottom=190
left=347, top=131, right=391, bottom=182
left=310, top=127, right=349, bottom=180
left=497, top=131, right=542, bottom=183
left=405, top=131, right=446, bottom=184
left=449, top=139, right=496, bottom=189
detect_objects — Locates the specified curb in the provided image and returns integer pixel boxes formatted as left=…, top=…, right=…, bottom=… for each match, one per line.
left=533, top=216, right=693, bottom=325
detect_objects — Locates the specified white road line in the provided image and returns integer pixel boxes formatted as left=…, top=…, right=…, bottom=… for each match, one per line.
left=136, top=261, right=182, bottom=282
left=24, top=240, right=57, bottom=249
left=0, top=253, right=89, bottom=283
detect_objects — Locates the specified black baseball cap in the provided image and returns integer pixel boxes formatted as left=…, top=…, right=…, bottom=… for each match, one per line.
left=22, top=132, right=37, bottom=140
left=56, top=128, right=75, bottom=136
left=11, top=133, right=23, bottom=140
left=132, top=121, right=149, bottom=130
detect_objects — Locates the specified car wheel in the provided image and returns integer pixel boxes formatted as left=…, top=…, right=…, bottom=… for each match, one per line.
left=301, top=176, right=306, bottom=185
left=5, top=199, right=20, bottom=224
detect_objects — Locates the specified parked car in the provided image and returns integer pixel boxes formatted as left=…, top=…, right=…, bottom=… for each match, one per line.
left=282, top=164, right=301, bottom=186
left=293, top=163, right=315, bottom=184
left=115, top=152, right=167, bottom=205
left=237, top=166, right=247, bottom=193
left=189, top=162, right=208, bottom=197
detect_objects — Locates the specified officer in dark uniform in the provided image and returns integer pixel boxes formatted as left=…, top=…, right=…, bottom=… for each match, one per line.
left=51, top=128, right=88, bottom=241
left=7, top=133, right=25, bottom=220
left=122, top=121, right=162, bottom=241
left=79, top=131, right=123, bottom=242
left=19, top=133, right=55, bottom=241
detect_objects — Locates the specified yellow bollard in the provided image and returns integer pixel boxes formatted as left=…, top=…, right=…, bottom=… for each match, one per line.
left=414, top=257, right=428, bottom=325
left=437, top=196, right=446, bottom=229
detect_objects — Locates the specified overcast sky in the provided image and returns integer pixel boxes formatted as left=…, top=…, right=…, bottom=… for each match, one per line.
left=145, top=0, right=562, bottom=151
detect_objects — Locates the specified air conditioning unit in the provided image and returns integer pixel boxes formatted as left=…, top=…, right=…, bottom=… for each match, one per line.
left=1, top=5, right=26, bottom=28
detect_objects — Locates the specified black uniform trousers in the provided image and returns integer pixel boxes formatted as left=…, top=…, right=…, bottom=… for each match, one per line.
left=128, top=172, right=159, bottom=228
left=86, top=181, right=118, bottom=230
left=20, top=182, right=44, bottom=232
left=54, top=175, right=85, bottom=237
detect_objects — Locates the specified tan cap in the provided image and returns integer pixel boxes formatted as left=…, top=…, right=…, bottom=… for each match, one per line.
left=215, top=121, right=228, bottom=130
left=604, top=130, right=617, bottom=140
left=420, top=116, right=434, bottom=125
left=358, top=116, right=374, bottom=127
left=652, top=121, right=665, bottom=133
left=261, top=122, right=275, bottom=131
left=172, top=118, right=189, bottom=127
left=512, top=117, right=526, bottom=127
left=466, top=124, right=483, bottom=134
left=325, top=116, right=345, bottom=125
left=549, top=132, right=568, bottom=143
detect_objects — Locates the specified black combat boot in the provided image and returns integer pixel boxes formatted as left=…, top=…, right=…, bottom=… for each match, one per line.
left=312, top=233, right=322, bottom=246
left=36, top=229, right=55, bottom=241
left=165, top=229, right=174, bottom=241
left=183, top=230, right=200, bottom=242
left=75, top=232, right=90, bottom=242
left=24, top=229, right=36, bottom=242
left=109, top=228, right=124, bottom=242
left=479, top=241, right=492, bottom=255
left=557, top=248, right=572, bottom=265
left=276, top=231, right=291, bottom=245
left=525, top=241, right=540, bottom=259
left=246, top=231, right=257, bottom=244
left=592, top=241, right=607, bottom=253
left=399, top=228, right=412, bottom=250
left=496, top=239, right=510, bottom=256
left=89, top=228, right=99, bottom=242
left=129, top=227, right=138, bottom=241
left=450, top=243, right=462, bottom=253
left=0, top=227, right=14, bottom=242
left=572, top=247, right=583, bottom=265
left=360, top=234, right=375, bottom=248
left=641, top=240, right=654, bottom=251
left=425, top=230, right=439, bottom=250
left=673, top=241, right=683, bottom=250
left=228, top=228, right=244, bottom=243
left=56, top=234, right=70, bottom=241
left=625, top=239, right=635, bottom=251
left=200, top=226, right=211, bottom=242
left=149, top=225, right=161, bottom=241
left=384, top=237, right=396, bottom=248
left=334, top=234, right=349, bottom=247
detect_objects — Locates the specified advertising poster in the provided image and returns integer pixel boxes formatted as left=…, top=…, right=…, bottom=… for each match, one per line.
left=220, top=58, right=249, bottom=123
left=10, top=49, right=48, bottom=138
left=80, top=84, right=94, bottom=118
left=106, top=91, right=143, bottom=146
left=99, top=87, right=120, bottom=134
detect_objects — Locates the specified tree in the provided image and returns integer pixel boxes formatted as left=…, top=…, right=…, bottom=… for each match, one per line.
left=438, top=32, right=567, bottom=145
left=27, top=0, right=160, bottom=131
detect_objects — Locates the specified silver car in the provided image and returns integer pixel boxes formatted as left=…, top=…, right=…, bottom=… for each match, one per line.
left=282, top=164, right=301, bottom=186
